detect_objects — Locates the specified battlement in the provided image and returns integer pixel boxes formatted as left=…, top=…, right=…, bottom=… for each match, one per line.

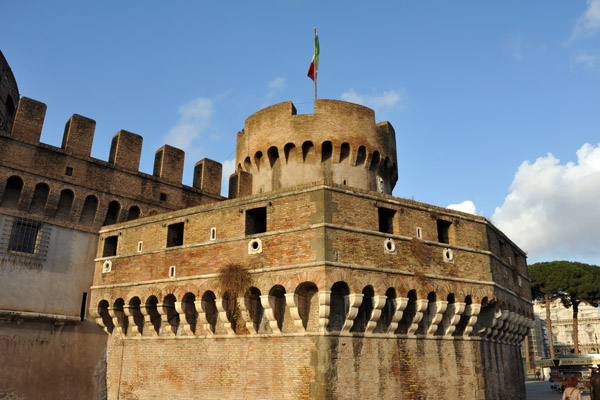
left=0, top=97, right=225, bottom=232
left=233, top=100, right=398, bottom=197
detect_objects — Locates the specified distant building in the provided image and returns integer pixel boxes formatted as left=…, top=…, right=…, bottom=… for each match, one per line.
left=542, top=300, right=600, bottom=355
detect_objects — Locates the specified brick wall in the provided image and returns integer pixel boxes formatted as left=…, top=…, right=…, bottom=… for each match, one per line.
left=104, top=334, right=525, bottom=400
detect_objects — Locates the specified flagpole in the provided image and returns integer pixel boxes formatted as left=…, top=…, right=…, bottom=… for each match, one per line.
left=313, top=27, right=317, bottom=102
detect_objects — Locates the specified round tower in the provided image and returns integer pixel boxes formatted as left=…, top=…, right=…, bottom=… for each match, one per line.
left=235, top=99, right=398, bottom=195
left=0, top=50, right=20, bottom=133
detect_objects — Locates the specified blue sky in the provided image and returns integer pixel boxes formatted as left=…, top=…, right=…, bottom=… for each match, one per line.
left=3, top=1, right=600, bottom=265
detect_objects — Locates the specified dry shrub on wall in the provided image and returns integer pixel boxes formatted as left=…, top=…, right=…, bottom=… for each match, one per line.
left=409, top=238, right=429, bottom=264
left=414, top=271, right=430, bottom=288
left=218, top=263, right=252, bottom=324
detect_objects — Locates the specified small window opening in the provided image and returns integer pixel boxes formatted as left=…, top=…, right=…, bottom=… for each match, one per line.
left=416, top=227, right=422, bottom=239
left=103, top=201, right=121, bottom=226
left=378, top=207, right=396, bottom=234
left=339, top=143, right=350, bottom=163
left=1, top=176, right=24, bottom=209
left=267, top=146, right=279, bottom=168
left=80, top=292, right=88, bottom=321
left=65, top=167, right=73, bottom=176
left=103, top=235, right=118, bottom=257
left=168, top=265, right=176, bottom=278
left=321, top=141, right=332, bottom=162
left=356, top=146, right=366, bottom=166
left=9, top=220, right=40, bottom=254
left=437, top=220, right=451, bottom=244
left=6, top=95, right=15, bottom=117
left=80, top=195, right=98, bottom=226
left=210, top=227, right=217, bottom=241
left=137, top=241, right=143, bottom=252
left=160, top=192, right=167, bottom=201
left=167, top=222, right=184, bottom=247
left=245, top=207, right=267, bottom=235
left=127, top=206, right=141, bottom=221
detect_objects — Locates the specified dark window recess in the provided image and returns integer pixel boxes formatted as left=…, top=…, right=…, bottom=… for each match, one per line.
left=9, top=220, right=40, bottom=254
left=160, top=193, right=168, bottom=201
left=245, top=207, right=267, bottom=235
left=103, top=201, right=121, bottom=226
left=80, top=292, right=88, bottom=321
left=126, top=206, right=141, bottom=221
left=437, top=220, right=452, bottom=244
left=6, top=95, right=15, bottom=117
left=103, top=235, right=118, bottom=257
left=378, top=207, right=396, bottom=234
left=167, top=222, right=184, bottom=247
left=65, top=167, right=73, bottom=176
left=498, top=239, right=506, bottom=258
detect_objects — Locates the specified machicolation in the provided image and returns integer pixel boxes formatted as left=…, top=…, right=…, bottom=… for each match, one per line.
left=88, top=99, right=534, bottom=400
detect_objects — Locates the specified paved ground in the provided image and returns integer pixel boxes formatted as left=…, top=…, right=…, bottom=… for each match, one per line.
left=526, top=381, right=591, bottom=400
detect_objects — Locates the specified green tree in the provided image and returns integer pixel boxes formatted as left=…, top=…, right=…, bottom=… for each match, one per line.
left=529, top=261, right=600, bottom=355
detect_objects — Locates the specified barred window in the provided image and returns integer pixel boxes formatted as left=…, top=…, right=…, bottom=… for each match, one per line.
left=9, top=220, right=40, bottom=254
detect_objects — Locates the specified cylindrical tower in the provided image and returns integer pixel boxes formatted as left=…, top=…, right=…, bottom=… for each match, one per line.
left=0, top=50, right=20, bottom=133
left=235, top=99, right=398, bottom=195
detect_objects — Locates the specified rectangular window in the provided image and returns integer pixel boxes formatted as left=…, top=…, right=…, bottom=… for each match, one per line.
left=103, top=235, right=118, bottom=257
left=167, top=222, right=184, bottom=247
left=9, top=220, right=40, bottom=254
left=498, top=239, right=506, bottom=259
left=436, top=220, right=452, bottom=244
left=245, top=207, right=267, bottom=235
left=80, top=292, right=88, bottom=321
left=416, top=227, right=422, bottom=239
left=378, top=207, right=396, bottom=234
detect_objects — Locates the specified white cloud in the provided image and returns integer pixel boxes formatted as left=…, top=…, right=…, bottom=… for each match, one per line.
left=340, top=89, right=403, bottom=109
left=571, top=51, right=599, bottom=70
left=447, top=200, right=478, bottom=215
left=492, top=143, right=600, bottom=262
left=164, top=97, right=214, bottom=152
left=220, top=158, right=236, bottom=197
left=504, top=35, right=530, bottom=61
left=572, top=0, right=600, bottom=39
left=267, top=77, right=286, bottom=98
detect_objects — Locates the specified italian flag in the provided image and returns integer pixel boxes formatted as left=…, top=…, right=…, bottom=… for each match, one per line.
left=307, top=31, right=320, bottom=82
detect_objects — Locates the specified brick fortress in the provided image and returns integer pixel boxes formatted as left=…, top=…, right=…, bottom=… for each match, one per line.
left=91, top=100, right=535, bottom=399
left=0, top=49, right=223, bottom=400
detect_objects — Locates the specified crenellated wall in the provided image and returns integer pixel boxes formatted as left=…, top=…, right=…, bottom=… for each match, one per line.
left=0, top=96, right=224, bottom=400
left=0, top=97, right=225, bottom=234
left=232, top=100, right=398, bottom=197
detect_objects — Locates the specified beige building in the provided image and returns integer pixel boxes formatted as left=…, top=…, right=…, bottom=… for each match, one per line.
left=530, top=300, right=600, bottom=359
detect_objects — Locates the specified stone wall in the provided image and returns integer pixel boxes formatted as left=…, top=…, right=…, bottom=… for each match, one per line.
left=0, top=319, right=107, bottom=400
left=104, top=334, right=525, bottom=400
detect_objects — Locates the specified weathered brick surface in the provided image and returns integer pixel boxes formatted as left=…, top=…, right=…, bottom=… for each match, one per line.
left=89, top=100, right=533, bottom=399
left=92, top=183, right=532, bottom=399
left=104, top=335, right=525, bottom=400
left=0, top=98, right=223, bottom=233
left=0, top=95, right=221, bottom=400
left=234, top=100, right=398, bottom=196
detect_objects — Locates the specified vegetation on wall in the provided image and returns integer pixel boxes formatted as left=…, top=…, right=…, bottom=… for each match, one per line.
left=218, top=263, right=252, bottom=324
